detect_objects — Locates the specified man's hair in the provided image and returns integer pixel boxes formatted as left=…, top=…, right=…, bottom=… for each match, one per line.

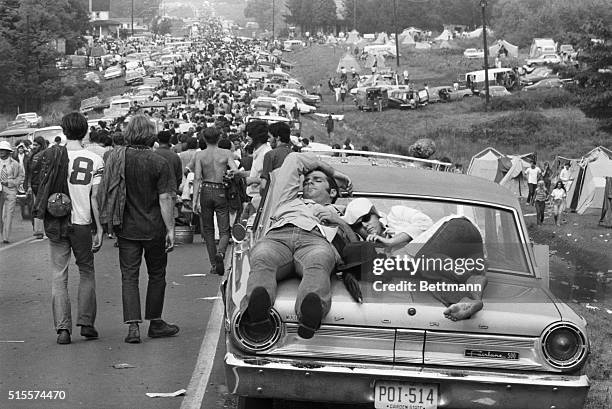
left=61, top=112, right=88, bottom=140
left=123, top=114, right=156, bottom=146
left=33, top=136, right=47, bottom=148
left=203, top=127, right=220, bottom=144
left=112, top=132, right=124, bottom=146
left=157, top=130, right=172, bottom=144
left=306, top=168, right=339, bottom=203
left=198, top=137, right=208, bottom=150
left=246, top=120, right=268, bottom=144
left=268, top=122, right=291, bottom=143
left=302, top=138, right=310, bottom=146
left=218, top=138, right=232, bottom=150
left=186, top=137, right=198, bottom=150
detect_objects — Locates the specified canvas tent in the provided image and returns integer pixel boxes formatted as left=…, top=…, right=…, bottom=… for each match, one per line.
left=326, top=35, right=338, bottom=44
left=401, top=33, right=416, bottom=45
left=346, top=30, right=360, bottom=44
left=467, top=147, right=534, bottom=197
left=565, top=146, right=612, bottom=214
left=373, top=32, right=389, bottom=44
left=489, top=39, right=519, bottom=58
left=337, top=53, right=361, bottom=73
left=434, top=29, right=453, bottom=41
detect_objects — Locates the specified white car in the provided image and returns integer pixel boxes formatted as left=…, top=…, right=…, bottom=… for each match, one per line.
left=104, top=65, right=123, bottom=80
left=272, top=88, right=321, bottom=105
left=83, top=71, right=101, bottom=84
left=487, top=85, right=512, bottom=97
left=525, top=54, right=562, bottom=66
left=15, top=112, right=42, bottom=127
left=463, top=48, right=485, bottom=59
left=29, top=126, right=65, bottom=145
left=274, top=95, right=316, bottom=114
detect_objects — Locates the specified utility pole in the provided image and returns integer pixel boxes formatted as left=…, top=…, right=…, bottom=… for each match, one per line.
left=393, top=0, right=400, bottom=68
left=272, top=0, right=275, bottom=41
left=481, top=0, right=490, bottom=107
left=24, top=14, right=30, bottom=112
left=353, top=0, right=356, bottom=31
left=131, top=0, right=135, bottom=37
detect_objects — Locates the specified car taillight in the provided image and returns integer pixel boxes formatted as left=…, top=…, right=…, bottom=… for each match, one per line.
left=232, top=309, right=283, bottom=353
left=541, top=323, right=588, bottom=371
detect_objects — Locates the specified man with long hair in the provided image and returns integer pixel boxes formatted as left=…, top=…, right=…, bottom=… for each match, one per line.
left=98, top=114, right=178, bottom=344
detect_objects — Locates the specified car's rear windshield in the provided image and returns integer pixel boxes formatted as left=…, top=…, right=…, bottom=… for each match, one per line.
left=335, top=197, right=532, bottom=277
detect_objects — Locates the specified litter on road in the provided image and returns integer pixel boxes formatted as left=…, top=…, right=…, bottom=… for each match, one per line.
left=145, top=389, right=187, bottom=398
left=112, top=363, right=136, bottom=369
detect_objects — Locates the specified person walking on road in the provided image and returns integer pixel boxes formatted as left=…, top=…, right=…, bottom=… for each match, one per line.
left=325, top=114, right=334, bottom=142
left=98, top=114, right=179, bottom=344
left=35, top=112, right=103, bottom=344
left=0, top=141, right=24, bottom=243
left=192, top=127, right=238, bottom=275
left=524, top=161, right=541, bottom=206
left=24, top=136, right=48, bottom=239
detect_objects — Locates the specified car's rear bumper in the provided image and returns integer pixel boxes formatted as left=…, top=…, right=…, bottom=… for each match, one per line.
left=225, top=352, right=589, bottom=408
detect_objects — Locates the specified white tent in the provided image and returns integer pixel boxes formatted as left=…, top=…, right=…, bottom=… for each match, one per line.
left=489, top=39, right=519, bottom=58
left=566, top=147, right=612, bottom=213
left=326, top=35, right=338, bottom=44
left=373, top=32, right=389, bottom=45
left=434, top=29, right=453, bottom=41
left=401, top=33, right=416, bottom=45
left=414, top=42, right=432, bottom=50
left=337, top=53, right=362, bottom=73
left=467, top=147, right=532, bottom=197
left=464, top=26, right=493, bottom=39
left=346, top=29, right=360, bottom=44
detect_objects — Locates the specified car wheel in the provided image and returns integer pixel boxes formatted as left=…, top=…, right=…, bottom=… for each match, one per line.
left=237, top=396, right=273, bottom=409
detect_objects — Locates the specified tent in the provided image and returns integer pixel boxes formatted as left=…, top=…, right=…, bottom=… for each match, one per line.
left=337, top=53, right=361, bottom=73
left=373, top=32, right=389, bottom=45
left=326, top=35, right=338, bottom=44
left=401, top=33, right=416, bottom=46
left=346, top=29, right=360, bottom=44
left=434, top=29, right=453, bottom=41
left=489, top=39, right=519, bottom=58
left=467, top=147, right=532, bottom=197
left=414, top=42, right=432, bottom=50
left=464, top=26, right=493, bottom=39
left=565, top=147, right=612, bottom=213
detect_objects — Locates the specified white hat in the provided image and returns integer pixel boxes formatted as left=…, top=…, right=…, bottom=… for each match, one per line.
left=0, top=141, right=13, bottom=152
left=342, top=198, right=380, bottom=225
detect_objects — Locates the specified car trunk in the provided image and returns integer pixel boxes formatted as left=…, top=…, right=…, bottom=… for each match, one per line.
left=266, top=275, right=561, bottom=371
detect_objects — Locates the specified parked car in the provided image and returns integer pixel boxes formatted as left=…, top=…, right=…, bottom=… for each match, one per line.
left=485, top=85, right=512, bottom=97
left=388, top=89, right=429, bottom=109
left=525, top=53, right=562, bottom=66
left=83, top=71, right=101, bottom=84
left=274, top=95, right=316, bottom=114
left=15, top=112, right=42, bottom=127
left=223, top=151, right=591, bottom=409
left=519, top=66, right=557, bottom=85
left=272, top=89, right=320, bottom=106
left=524, top=78, right=565, bottom=90
left=558, top=44, right=577, bottom=60
left=354, top=87, right=389, bottom=111
left=0, top=127, right=37, bottom=147
left=428, top=87, right=475, bottom=103
left=104, top=65, right=123, bottom=80
left=463, top=48, right=484, bottom=59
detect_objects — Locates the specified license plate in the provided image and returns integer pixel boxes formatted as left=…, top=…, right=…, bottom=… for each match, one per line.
left=374, top=382, right=438, bottom=409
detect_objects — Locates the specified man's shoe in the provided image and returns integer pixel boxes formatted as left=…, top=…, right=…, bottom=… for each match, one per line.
left=242, top=287, right=273, bottom=342
left=298, top=293, right=323, bottom=339
left=80, top=325, right=99, bottom=339
left=214, top=252, right=225, bottom=275
left=124, top=324, right=141, bottom=344
left=57, top=330, right=71, bottom=345
left=148, top=320, right=179, bottom=338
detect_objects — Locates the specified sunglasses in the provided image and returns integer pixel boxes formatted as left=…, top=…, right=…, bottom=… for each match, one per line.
left=354, top=212, right=374, bottom=225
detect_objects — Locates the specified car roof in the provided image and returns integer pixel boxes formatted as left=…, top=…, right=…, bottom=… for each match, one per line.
left=319, top=159, right=519, bottom=208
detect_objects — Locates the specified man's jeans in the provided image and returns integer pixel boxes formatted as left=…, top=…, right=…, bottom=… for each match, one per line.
left=118, top=236, right=167, bottom=323
left=527, top=183, right=537, bottom=205
left=242, top=225, right=337, bottom=319
left=0, top=188, right=17, bottom=241
left=200, top=183, right=230, bottom=267
left=49, top=224, right=96, bottom=333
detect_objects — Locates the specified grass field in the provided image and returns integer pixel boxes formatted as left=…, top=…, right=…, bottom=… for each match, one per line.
left=287, top=45, right=611, bottom=167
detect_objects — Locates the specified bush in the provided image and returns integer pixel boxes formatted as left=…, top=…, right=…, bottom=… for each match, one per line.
left=472, top=89, right=580, bottom=112
left=68, top=80, right=103, bottom=110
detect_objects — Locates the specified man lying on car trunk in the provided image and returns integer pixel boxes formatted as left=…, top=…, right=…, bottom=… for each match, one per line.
left=239, top=152, right=353, bottom=340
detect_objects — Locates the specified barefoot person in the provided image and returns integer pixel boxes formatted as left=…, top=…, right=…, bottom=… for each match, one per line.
left=343, top=198, right=488, bottom=321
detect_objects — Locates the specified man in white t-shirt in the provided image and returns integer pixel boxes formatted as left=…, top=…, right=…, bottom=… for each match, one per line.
left=524, top=161, right=542, bottom=205
left=559, top=163, right=572, bottom=190
left=49, top=112, right=104, bottom=345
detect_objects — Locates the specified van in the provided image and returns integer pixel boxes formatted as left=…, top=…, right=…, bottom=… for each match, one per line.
left=354, top=87, right=389, bottom=111
left=464, top=68, right=516, bottom=90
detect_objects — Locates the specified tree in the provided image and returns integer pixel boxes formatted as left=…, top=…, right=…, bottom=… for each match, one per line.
left=561, top=20, right=612, bottom=132
left=312, top=0, right=336, bottom=32
left=151, top=17, right=172, bottom=36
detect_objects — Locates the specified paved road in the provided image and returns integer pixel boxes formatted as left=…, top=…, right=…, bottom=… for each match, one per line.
left=0, top=214, right=228, bottom=409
